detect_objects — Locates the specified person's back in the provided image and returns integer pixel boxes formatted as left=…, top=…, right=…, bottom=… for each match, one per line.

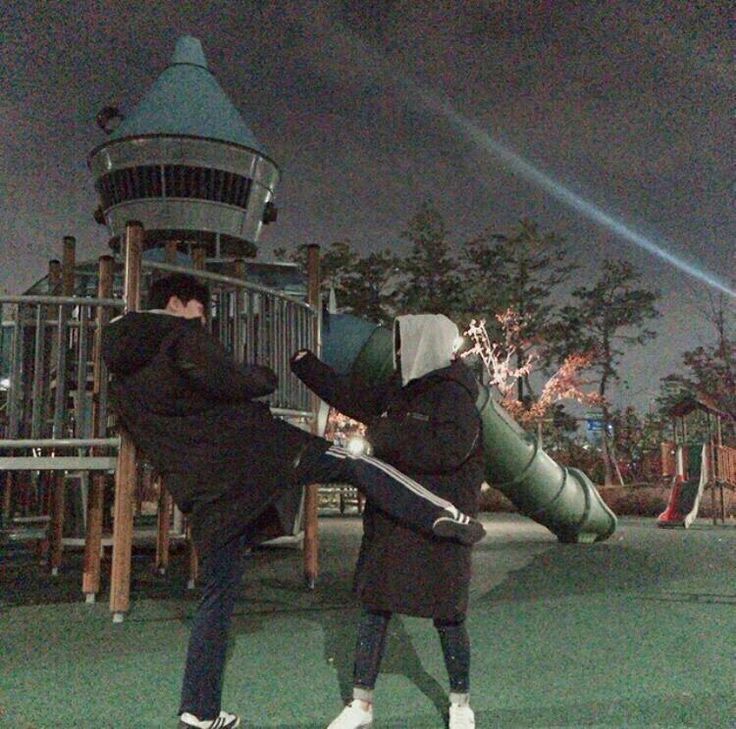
left=103, top=309, right=283, bottom=485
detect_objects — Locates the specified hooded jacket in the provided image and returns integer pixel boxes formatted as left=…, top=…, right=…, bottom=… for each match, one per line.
left=291, top=314, right=483, bottom=619
left=102, top=311, right=329, bottom=558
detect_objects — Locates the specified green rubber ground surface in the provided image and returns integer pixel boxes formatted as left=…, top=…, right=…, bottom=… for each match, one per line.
left=1, top=514, right=735, bottom=728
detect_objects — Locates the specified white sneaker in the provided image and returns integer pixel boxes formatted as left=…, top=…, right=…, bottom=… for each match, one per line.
left=449, top=703, right=475, bottom=729
left=326, top=701, right=373, bottom=728
left=179, top=710, right=241, bottom=728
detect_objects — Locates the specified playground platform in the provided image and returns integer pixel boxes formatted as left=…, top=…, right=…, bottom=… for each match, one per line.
left=1, top=513, right=735, bottom=728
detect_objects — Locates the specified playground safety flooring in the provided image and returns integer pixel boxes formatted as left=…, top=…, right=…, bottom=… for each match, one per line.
left=1, top=513, right=735, bottom=728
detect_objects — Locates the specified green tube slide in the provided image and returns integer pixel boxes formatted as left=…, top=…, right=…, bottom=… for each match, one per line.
left=321, top=314, right=617, bottom=544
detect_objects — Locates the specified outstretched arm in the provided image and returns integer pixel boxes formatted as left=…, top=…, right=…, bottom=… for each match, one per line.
left=175, top=325, right=278, bottom=401
left=290, top=349, right=390, bottom=424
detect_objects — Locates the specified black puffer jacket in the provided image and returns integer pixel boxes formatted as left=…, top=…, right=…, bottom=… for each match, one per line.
left=292, top=352, right=483, bottom=620
left=102, top=311, right=329, bottom=558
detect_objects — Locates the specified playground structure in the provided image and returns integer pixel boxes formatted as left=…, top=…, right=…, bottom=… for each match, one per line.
left=1, top=218, right=620, bottom=621
left=0, top=224, right=320, bottom=619
left=2, top=34, right=616, bottom=622
left=657, top=393, right=736, bottom=527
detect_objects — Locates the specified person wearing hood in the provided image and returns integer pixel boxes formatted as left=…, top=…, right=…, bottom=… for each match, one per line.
left=101, top=274, right=484, bottom=729
left=291, top=314, right=484, bottom=729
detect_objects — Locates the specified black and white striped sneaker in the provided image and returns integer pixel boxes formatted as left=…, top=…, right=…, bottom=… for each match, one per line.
left=432, top=510, right=485, bottom=545
left=178, top=711, right=240, bottom=728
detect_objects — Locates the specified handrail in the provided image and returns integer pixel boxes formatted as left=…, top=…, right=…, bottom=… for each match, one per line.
left=0, top=295, right=123, bottom=307
left=142, top=260, right=314, bottom=310
left=0, top=438, right=120, bottom=449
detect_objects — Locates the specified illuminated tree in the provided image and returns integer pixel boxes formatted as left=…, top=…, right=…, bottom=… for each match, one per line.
left=462, top=316, right=602, bottom=429
left=461, top=219, right=576, bottom=400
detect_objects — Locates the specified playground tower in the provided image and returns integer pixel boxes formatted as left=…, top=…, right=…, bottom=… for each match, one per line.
left=88, top=35, right=279, bottom=258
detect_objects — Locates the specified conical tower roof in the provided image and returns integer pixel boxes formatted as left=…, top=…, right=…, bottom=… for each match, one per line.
left=109, top=36, right=268, bottom=156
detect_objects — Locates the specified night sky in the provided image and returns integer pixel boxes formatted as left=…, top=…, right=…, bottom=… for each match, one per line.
left=2, top=1, right=733, bottom=407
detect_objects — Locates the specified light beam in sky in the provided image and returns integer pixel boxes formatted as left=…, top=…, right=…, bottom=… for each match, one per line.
left=336, top=19, right=733, bottom=297
left=404, top=81, right=736, bottom=299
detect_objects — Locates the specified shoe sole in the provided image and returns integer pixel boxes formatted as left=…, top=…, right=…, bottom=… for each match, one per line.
left=433, top=517, right=485, bottom=545
left=178, top=719, right=240, bottom=729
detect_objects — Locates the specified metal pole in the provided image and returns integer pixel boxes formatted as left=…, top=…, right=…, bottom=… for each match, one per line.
left=83, top=255, right=114, bottom=602
left=232, top=259, right=245, bottom=364
left=155, top=477, right=172, bottom=574
left=304, top=244, right=321, bottom=589
left=110, top=222, right=143, bottom=621
left=49, top=237, right=75, bottom=575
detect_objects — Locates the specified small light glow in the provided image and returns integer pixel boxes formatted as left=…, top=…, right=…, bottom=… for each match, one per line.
left=346, top=436, right=371, bottom=457
left=0, top=377, right=10, bottom=390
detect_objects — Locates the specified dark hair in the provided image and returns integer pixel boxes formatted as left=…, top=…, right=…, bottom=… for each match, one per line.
left=147, top=273, right=210, bottom=310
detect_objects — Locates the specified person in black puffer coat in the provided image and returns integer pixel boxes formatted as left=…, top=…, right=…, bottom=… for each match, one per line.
left=291, top=314, right=484, bottom=729
left=102, top=275, right=484, bottom=729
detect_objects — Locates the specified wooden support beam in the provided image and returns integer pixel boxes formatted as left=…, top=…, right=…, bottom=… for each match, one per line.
left=82, top=255, right=114, bottom=601
left=192, top=246, right=206, bottom=271
left=109, top=430, right=136, bottom=621
left=109, top=222, right=143, bottom=621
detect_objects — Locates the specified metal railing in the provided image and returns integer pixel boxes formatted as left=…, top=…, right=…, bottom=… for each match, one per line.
left=0, top=294, right=123, bottom=473
left=0, top=265, right=317, bottom=471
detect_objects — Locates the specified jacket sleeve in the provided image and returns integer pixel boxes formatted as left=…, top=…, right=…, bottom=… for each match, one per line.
left=370, top=380, right=481, bottom=475
left=290, top=349, right=389, bottom=424
left=174, top=325, right=278, bottom=401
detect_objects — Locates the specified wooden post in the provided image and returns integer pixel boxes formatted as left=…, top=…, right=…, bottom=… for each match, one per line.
left=165, top=239, right=178, bottom=262
left=303, top=244, right=321, bottom=589
left=61, top=237, right=76, bottom=296
left=82, top=255, right=114, bottom=602
left=48, top=238, right=76, bottom=575
left=706, top=415, right=717, bottom=525
left=110, top=222, right=142, bottom=621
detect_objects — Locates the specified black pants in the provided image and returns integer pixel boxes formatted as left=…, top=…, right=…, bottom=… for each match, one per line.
left=179, top=445, right=462, bottom=720
left=354, top=608, right=471, bottom=694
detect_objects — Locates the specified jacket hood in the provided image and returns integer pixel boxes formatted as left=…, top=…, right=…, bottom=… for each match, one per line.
left=102, top=311, right=195, bottom=377
left=393, top=314, right=460, bottom=386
